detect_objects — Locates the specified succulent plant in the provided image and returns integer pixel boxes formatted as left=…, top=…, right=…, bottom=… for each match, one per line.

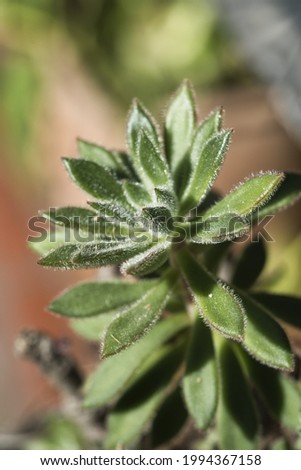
left=31, top=81, right=301, bottom=449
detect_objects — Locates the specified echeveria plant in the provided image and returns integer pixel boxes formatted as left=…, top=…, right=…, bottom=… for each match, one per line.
left=31, top=81, right=301, bottom=450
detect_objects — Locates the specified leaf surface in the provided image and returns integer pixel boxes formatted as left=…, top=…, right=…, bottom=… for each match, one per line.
left=189, top=212, right=248, bottom=244
left=151, top=387, right=188, bottom=448
left=105, top=342, right=184, bottom=449
left=127, top=99, right=160, bottom=172
left=183, top=316, right=218, bottom=429
left=63, top=158, right=128, bottom=205
left=41, top=207, right=96, bottom=229
left=217, top=342, right=259, bottom=450
left=177, top=250, right=245, bottom=341
left=164, top=80, right=196, bottom=177
left=239, top=349, right=301, bottom=432
left=190, top=108, right=223, bottom=166
left=49, top=279, right=157, bottom=317
left=180, top=130, right=231, bottom=214
left=38, top=239, right=150, bottom=269
left=29, top=227, right=68, bottom=256
left=137, top=130, right=172, bottom=190
left=71, top=313, right=116, bottom=341
left=204, top=173, right=284, bottom=218
left=77, top=139, right=135, bottom=178
left=154, top=187, right=177, bottom=214
left=84, top=315, right=188, bottom=408
left=102, top=271, right=177, bottom=357
left=121, top=241, right=170, bottom=276
left=256, top=172, right=301, bottom=218
left=123, top=181, right=153, bottom=208
left=238, top=291, right=294, bottom=371
left=142, top=206, right=172, bottom=234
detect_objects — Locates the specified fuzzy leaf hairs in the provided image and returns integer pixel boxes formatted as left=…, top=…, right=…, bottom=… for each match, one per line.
left=31, top=81, right=301, bottom=450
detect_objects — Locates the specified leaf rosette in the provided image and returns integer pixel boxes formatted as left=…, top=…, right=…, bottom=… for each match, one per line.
left=31, top=81, right=301, bottom=449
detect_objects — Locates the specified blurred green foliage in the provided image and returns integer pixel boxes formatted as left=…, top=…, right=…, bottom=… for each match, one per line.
left=26, top=416, right=89, bottom=450
left=0, top=0, right=245, bottom=174
left=57, top=0, right=243, bottom=106
left=2, top=0, right=244, bottom=105
left=0, top=56, right=40, bottom=162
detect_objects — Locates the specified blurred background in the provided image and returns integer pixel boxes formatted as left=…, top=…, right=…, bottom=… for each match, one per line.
left=1, top=0, right=301, bottom=445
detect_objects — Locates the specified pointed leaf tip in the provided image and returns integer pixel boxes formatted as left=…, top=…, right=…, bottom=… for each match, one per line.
left=38, top=240, right=150, bottom=270
left=164, top=80, right=196, bottom=178
left=257, top=172, right=301, bottom=218
left=205, top=172, right=284, bottom=219
left=49, top=279, right=157, bottom=318
left=62, top=157, right=128, bottom=205
left=180, top=130, right=232, bottom=215
left=127, top=99, right=160, bottom=159
left=76, top=138, right=135, bottom=178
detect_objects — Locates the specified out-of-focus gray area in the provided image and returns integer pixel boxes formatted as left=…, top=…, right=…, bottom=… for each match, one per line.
left=216, top=0, right=301, bottom=143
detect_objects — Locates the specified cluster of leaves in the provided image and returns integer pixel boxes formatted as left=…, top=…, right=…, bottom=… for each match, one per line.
left=32, top=81, right=301, bottom=449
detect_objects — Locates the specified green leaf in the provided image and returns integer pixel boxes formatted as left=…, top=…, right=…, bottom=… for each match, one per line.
left=48, top=279, right=157, bottom=317
left=252, top=293, right=301, bottom=329
left=164, top=80, right=196, bottom=177
left=191, top=109, right=223, bottom=164
left=84, top=315, right=189, bottom=408
left=29, top=227, right=68, bottom=256
left=154, top=188, right=177, bottom=214
left=26, top=416, right=86, bottom=451
left=42, top=207, right=96, bottom=228
left=127, top=99, right=160, bottom=163
left=151, top=387, right=188, bottom=448
left=239, top=350, right=301, bottom=432
left=137, top=130, right=172, bottom=190
left=38, top=239, right=150, bottom=269
left=121, top=241, right=171, bottom=276
left=177, top=250, right=245, bottom=341
left=123, top=181, right=153, bottom=208
left=183, top=316, right=218, bottom=429
left=88, top=200, right=135, bottom=221
left=105, top=341, right=185, bottom=449
left=189, top=212, right=248, bottom=244
left=256, top=172, right=301, bottom=218
left=204, top=172, right=284, bottom=218
left=71, top=313, right=116, bottom=341
left=165, top=291, right=186, bottom=313
left=77, top=138, right=135, bottom=178
left=63, top=158, right=128, bottom=204
left=102, top=271, right=177, bottom=357
left=217, top=341, right=259, bottom=450
left=180, top=130, right=232, bottom=215
left=237, top=291, right=294, bottom=371
left=142, top=206, right=172, bottom=234
left=40, top=207, right=102, bottom=240
left=42, top=205, right=129, bottom=239
left=232, top=239, right=266, bottom=289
